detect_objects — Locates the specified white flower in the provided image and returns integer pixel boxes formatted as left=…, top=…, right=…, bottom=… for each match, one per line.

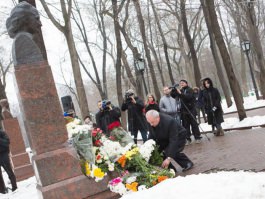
left=138, top=185, right=147, bottom=191
left=126, top=176, right=137, bottom=184
left=108, top=162, right=115, bottom=171
left=109, top=182, right=127, bottom=195
left=139, top=140, right=156, bottom=161
left=169, top=169, right=175, bottom=176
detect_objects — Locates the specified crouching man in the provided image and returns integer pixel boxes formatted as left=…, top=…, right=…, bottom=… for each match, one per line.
left=146, top=110, right=193, bottom=172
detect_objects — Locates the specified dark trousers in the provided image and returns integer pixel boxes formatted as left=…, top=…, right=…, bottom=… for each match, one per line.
left=0, top=168, right=6, bottom=194
left=182, top=112, right=201, bottom=140
left=131, top=129, right=147, bottom=144
left=164, top=132, right=193, bottom=170
left=0, top=153, right=17, bottom=190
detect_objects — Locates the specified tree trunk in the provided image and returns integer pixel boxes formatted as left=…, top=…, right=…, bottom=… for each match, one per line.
left=40, top=0, right=90, bottom=119
left=147, top=3, right=165, bottom=87
left=243, top=1, right=265, bottom=98
left=65, top=28, right=90, bottom=119
left=205, top=0, right=246, bottom=120
left=150, top=0, right=174, bottom=85
left=133, top=0, right=161, bottom=100
left=112, top=0, right=126, bottom=129
left=201, top=0, right=233, bottom=107
left=180, top=0, right=201, bottom=87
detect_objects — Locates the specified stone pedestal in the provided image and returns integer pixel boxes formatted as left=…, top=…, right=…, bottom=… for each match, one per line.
left=14, top=61, right=117, bottom=199
left=2, top=118, right=34, bottom=181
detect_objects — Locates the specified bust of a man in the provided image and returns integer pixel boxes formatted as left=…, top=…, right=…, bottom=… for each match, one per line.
left=0, top=99, right=13, bottom=119
left=6, top=2, right=44, bottom=66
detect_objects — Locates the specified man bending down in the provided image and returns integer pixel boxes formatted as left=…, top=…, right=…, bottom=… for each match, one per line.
left=146, top=110, right=193, bottom=172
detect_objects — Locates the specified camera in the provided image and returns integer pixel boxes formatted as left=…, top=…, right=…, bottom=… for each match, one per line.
left=101, top=100, right=111, bottom=111
left=124, top=90, right=134, bottom=103
left=169, top=83, right=180, bottom=98
left=169, top=83, right=179, bottom=89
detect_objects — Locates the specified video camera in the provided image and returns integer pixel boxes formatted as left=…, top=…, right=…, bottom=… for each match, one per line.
left=169, top=83, right=179, bottom=89
left=101, top=100, right=111, bottom=111
left=169, top=83, right=180, bottom=98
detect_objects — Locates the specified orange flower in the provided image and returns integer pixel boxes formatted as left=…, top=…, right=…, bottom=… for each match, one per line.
left=117, top=155, right=126, bottom=168
left=126, top=182, right=138, bottom=192
left=157, top=176, right=168, bottom=183
left=152, top=181, right=157, bottom=185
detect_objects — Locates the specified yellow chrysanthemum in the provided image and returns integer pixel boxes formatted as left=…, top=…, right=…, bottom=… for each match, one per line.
left=125, top=147, right=139, bottom=160
left=93, top=168, right=105, bottom=178
left=85, top=162, right=91, bottom=176
left=126, top=182, right=138, bottom=192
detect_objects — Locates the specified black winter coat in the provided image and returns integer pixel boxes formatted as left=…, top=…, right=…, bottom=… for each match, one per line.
left=148, top=113, right=187, bottom=159
left=0, top=130, right=10, bottom=154
left=179, top=86, right=196, bottom=114
left=95, top=106, right=121, bottom=135
left=145, top=102, right=160, bottom=113
left=121, top=97, right=148, bottom=132
left=203, top=87, right=224, bottom=125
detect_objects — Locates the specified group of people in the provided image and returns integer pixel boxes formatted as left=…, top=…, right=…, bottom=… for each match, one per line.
left=94, top=77, right=224, bottom=172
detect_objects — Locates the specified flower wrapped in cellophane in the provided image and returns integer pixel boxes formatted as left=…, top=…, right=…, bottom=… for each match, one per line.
left=108, top=121, right=134, bottom=147
left=67, top=122, right=175, bottom=195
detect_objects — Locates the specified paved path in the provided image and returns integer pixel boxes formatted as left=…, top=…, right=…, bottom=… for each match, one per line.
left=176, top=128, right=265, bottom=176
left=223, top=106, right=265, bottom=119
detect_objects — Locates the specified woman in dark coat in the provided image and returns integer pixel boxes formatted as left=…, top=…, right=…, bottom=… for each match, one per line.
left=202, top=78, right=224, bottom=136
left=145, top=94, right=160, bottom=113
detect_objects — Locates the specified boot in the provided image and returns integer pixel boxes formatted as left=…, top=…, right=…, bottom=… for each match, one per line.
left=219, top=128, right=224, bottom=136
left=215, top=129, right=220, bottom=136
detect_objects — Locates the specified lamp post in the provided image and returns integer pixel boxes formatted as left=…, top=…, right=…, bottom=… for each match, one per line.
left=135, top=58, right=148, bottom=96
left=241, top=40, right=259, bottom=100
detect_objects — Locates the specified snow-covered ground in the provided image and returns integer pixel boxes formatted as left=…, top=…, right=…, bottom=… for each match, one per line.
left=222, top=95, right=265, bottom=114
left=1, top=96, right=265, bottom=199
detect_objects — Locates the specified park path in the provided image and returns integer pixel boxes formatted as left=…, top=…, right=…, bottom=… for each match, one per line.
left=178, top=127, right=265, bottom=176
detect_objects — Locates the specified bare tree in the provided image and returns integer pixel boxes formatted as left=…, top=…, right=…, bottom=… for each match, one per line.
left=132, top=0, right=161, bottom=100
left=204, top=0, right=246, bottom=120
left=150, top=0, right=174, bottom=85
left=180, top=0, right=201, bottom=87
left=200, top=0, right=233, bottom=107
left=40, top=0, right=90, bottom=118
left=238, top=0, right=265, bottom=98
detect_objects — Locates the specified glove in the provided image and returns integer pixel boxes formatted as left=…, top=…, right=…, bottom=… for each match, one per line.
left=212, top=106, right=217, bottom=112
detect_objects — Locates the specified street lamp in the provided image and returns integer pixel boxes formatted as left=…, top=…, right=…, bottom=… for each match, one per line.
left=241, top=40, right=259, bottom=100
left=135, top=58, right=148, bottom=95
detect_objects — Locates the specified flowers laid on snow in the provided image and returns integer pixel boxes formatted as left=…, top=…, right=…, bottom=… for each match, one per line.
left=68, top=121, right=175, bottom=196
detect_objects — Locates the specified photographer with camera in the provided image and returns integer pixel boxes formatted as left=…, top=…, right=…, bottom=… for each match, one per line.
left=121, top=89, right=148, bottom=144
left=159, top=86, right=181, bottom=125
left=171, top=80, right=202, bottom=145
left=95, top=100, right=121, bottom=136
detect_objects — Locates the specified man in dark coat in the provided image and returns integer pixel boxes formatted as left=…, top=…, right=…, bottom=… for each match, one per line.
left=146, top=110, right=194, bottom=171
left=95, top=100, right=121, bottom=136
left=172, top=80, right=202, bottom=144
left=202, top=77, right=224, bottom=136
left=121, top=89, right=148, bottom=144
left=0, top=130, right=17, bottom=192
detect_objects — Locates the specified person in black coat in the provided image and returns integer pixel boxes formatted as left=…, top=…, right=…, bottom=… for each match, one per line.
left=202, top=77, right=224, bottom=136
left=121, top=89, right=148, bottom=144
left=145, top=94, right=160, bottom=113
left=172, top=80, right=202, bottom=144
left=146, top=110, right=193, bottom=172
left=0, top=130, right=17, bottom=192
left=96, top=100, right=121, bottom=136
